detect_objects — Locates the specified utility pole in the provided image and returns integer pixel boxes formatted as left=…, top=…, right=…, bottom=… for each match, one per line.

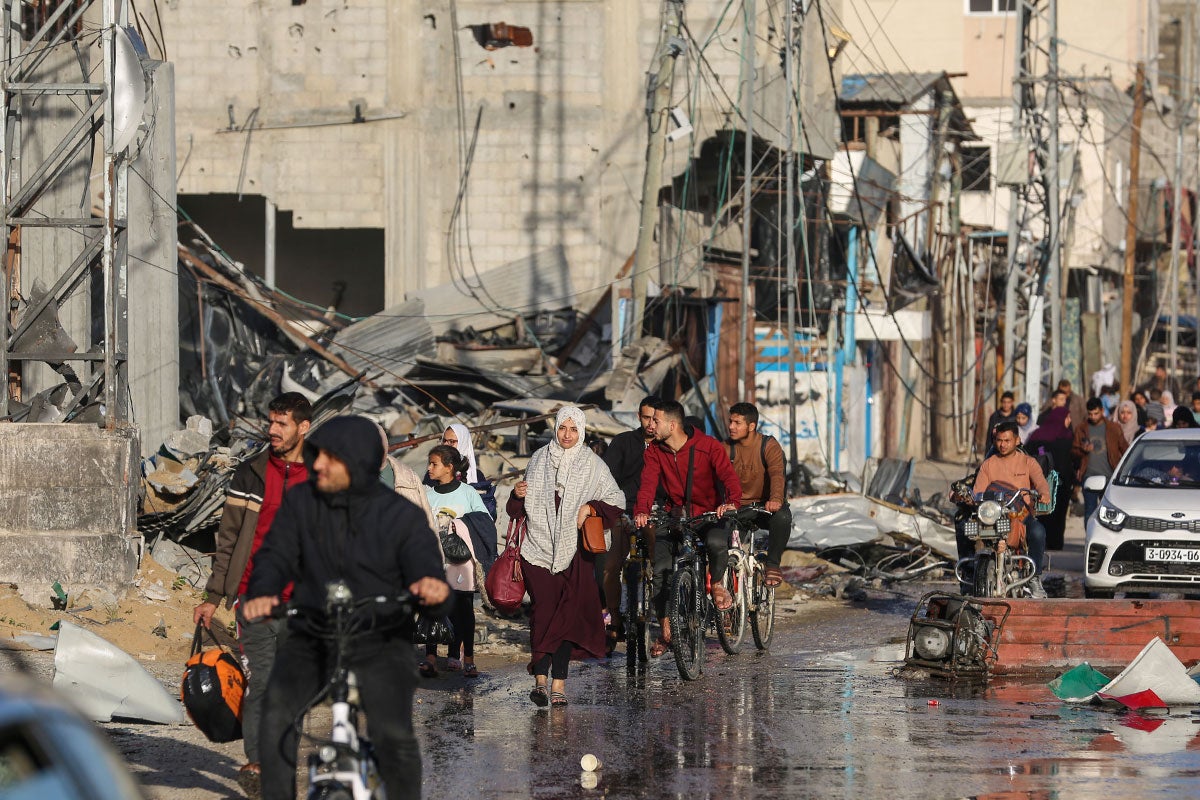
left=1169, top=98, right=1188, bottom=384
left=737, top=0, right=757, bottom=401
left=1120, top=61, right=1145, bottom=393
left=784, top=0, right=799, bottom=485
left=629, top=0, right=684, bottom=347
left=1045, top=0, right=1062, bottom=385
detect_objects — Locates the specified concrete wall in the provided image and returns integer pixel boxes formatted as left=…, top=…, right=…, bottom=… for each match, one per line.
left=128, top=62, right=181, bottom=455
left=160, top=0, right=841, bottom=317
left=0, top=424, right=141, bottom=591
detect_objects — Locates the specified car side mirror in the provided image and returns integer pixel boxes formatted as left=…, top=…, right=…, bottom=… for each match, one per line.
left=1083, top=475, right=1108, bottom=492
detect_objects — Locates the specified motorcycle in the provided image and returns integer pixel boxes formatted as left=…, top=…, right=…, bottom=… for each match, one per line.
left=951, top=477, right=1040, bottom=599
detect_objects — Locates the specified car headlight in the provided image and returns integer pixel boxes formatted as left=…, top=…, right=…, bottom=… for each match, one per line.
left=977, top=500, right=1003, bottom=526
left=1097, top=503, right=1126, bottom=531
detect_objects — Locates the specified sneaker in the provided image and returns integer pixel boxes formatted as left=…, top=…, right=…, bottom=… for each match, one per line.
left=1028, top=576, right=1047, bottom=599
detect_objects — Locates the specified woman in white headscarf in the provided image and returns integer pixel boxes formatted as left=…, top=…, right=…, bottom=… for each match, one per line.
left=1161, top=391, right=1179, bottom=427
left=441, top=423, right=479, bottom=483
left=506, top=406, right=624, bottom=707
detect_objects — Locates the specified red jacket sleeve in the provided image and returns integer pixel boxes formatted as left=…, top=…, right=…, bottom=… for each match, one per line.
left=710, top=438, right=743, bottom=506
left=635, top=445, right=662, bottom=515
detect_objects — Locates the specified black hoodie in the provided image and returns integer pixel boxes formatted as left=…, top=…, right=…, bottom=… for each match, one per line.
left=247, top=416, right=447, bottom=616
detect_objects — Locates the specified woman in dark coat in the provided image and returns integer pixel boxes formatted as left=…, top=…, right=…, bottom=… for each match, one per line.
left=1025, top=406, right=1075, bottom=551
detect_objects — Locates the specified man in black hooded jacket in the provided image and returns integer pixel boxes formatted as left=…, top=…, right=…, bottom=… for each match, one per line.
left=244, top=415, right=449, bottom=800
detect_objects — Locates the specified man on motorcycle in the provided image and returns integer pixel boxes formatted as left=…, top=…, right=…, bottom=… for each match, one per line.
left=957, top=420, right=1052, bottom=598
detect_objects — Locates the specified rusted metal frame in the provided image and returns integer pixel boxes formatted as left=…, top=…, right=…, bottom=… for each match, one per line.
left=8, top=82, right=104, bottom=94
left=178, top=247, right=367, bottom=385
left=7, top=0, right=96, bottom=84
left=7, top=230, right=101, bottom=348
left=8, top=93, right=103, bottom=215
left=387, top=404, right=597, bottom=452
left=55, top=368, right=103, bottom=420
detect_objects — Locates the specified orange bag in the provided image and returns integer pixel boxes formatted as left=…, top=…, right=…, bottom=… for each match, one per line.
left=180, top=624, right=246, bottom=743
left=581, top=514, right=607, bottom=554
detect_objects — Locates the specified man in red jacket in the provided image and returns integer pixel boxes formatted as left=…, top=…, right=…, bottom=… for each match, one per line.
left=634, top=401, right=741, bottom=657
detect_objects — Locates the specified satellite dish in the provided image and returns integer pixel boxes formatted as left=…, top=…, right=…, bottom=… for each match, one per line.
left=111, top=25, right=147, bottom=156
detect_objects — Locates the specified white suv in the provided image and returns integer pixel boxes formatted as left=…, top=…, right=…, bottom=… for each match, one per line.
left=1084, top=428, right=1200, bottom=598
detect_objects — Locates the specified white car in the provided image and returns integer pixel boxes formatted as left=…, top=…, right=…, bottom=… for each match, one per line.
left=1084, top=428, right=1200, bottom=598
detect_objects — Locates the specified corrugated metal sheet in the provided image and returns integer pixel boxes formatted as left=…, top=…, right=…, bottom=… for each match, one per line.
left=330, top=298, right=435, bottom=380
left=840, top=72, right=944, bottom=106
left=412, top=246, right=576, bottom=336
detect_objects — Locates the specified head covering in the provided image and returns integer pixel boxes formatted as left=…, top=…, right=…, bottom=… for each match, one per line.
left=1171, top=405, right=1198, bottom=429
left=1027, top=406, right=1073, bottom=446
left=521, top=406, right=625, bottom=574
left=1161, top=391, right=1178, bottom=425
left=444, top=423, right=479, bottom=483
left=1115, top=400, right=1140, bottom=443
left=1014, top=402, right=1036, bottom=443
left=1146, top=402, right=1166, bottom=424
left=304, top=416, right=384, bottom=495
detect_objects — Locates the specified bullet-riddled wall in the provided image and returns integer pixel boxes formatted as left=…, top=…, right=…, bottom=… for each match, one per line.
left=161, top=1, right=839, bottom=318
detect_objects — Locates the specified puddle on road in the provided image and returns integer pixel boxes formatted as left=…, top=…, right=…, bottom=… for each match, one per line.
left=418, top=644, right=1200, bottom=799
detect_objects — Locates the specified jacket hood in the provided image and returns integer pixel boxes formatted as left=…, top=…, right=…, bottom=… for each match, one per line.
left=304, top=416, right=384, bottom=494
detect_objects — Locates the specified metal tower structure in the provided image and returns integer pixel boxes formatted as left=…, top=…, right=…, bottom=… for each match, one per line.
left=1003, top=0, right=1067, bottom=407
left=0, top=0, right=130, bottom=423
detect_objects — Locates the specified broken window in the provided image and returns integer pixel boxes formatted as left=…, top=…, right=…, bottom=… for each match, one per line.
left=966, top=0, right=1016, bottom=14
left=961, top=145, right=991, bottom=192
left=469, top=22, right=534, bottom=50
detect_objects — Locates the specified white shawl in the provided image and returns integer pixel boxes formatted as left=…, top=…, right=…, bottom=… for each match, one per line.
left=521, top=407, right=625, bottom=573
left=445, top=423, right=479, bottom=483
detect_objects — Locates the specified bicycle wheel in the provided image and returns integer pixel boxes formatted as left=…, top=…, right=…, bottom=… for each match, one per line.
left=668, top=565, right=704, bottom=680
left=749, top=562, right=775, bottom=651
left=715, top=561, right=747, bottom=655
left=623, top=562, right=649, bottom=670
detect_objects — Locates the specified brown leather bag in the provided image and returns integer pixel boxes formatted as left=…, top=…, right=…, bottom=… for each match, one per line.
left=581, top=515, right=607, bottom=554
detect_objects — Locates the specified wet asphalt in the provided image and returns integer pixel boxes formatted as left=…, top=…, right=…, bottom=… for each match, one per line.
left=413, top=584, right=1200, bottom=800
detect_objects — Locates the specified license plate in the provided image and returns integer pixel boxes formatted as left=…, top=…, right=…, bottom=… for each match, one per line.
left=1145, top=547, right=1200, bottom=563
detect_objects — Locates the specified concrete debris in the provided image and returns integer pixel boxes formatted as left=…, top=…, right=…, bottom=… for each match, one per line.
left=140, top=583, right=171, bottom=603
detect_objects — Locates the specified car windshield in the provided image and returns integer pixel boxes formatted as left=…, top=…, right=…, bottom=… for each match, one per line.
left=1114, top=440, right=1200, bottom=488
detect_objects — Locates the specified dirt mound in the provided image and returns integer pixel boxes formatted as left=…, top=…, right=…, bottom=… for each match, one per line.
left=0, top=555, right=232, bottom=663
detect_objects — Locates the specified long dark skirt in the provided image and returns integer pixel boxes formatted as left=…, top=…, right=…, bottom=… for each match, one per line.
left=1041, top=476, right=1073, bottom=551
left=521, top=548, right=606, bottom=670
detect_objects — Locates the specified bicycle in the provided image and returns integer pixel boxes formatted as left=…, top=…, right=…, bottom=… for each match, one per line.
left=621, top=517, right=654, bottom=671
left=284, top=581, right=418, bottom=800
left=659, top=509, right=736, bottom=681
left=731, top=504, right=775, bottom=651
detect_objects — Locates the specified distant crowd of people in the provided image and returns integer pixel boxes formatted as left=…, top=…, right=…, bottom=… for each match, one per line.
left=981, top=365, right=1200, bottom=543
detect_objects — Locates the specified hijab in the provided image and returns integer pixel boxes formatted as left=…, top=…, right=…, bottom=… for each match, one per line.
left=1027, top=406, right=1073, bottom=446
left=521, top=406, right=624, bottom=574
left=444, top=423, right=479, bottom=483
left=1114, top=400, right=1140, bottom=443
left=1171, top=405, right=1198, bottom=429
left=1015, top=402, right=1036, bottom=444
left=1161, top=391, right=1178, bottom=426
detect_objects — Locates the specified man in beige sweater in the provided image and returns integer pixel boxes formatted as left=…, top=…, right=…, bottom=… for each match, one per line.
left=727, top=402, right=789, bottom=587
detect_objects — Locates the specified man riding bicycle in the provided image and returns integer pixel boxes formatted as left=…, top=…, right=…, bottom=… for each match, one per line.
left=243, top=415, right=450, bottom=800
left=633, top=401, right=741, bottom=657
left=727, top=402, right=788, bottom=588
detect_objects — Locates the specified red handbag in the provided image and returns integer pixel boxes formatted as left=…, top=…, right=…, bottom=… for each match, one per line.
left=485, top=517, right=527, bottom=614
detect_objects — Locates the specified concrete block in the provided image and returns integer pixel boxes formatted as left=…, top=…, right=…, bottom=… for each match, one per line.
left=0, top=424, right=141, bottom=592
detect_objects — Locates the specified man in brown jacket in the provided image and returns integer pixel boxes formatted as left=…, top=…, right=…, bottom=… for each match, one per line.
left=1073, top=397, right=1129, bottom=522
left=727, top=402, right=789, bottom=587
left=193, top=392, right=311, bottom=794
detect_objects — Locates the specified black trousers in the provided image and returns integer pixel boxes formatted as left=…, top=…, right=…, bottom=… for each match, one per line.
left=260, top=632, right=421, bottom=800
left=652, top=520, right=731, bottom=619
left=736, top=506, right=792, bottom=567
left=235, top=600, right=288, bottom=765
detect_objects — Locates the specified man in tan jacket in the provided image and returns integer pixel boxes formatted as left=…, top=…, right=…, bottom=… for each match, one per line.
left=727, top=402, right=789, bottom=587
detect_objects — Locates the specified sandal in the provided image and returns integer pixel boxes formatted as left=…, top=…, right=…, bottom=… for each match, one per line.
left=711, top=584, right=734, bottom=612
left=418, top=660, right=437, bottom=678
left=530, top=684, right=549, bottom=707
left=649, top=638, right=671, bottom=658
left=764, top=565, right=784, bottom=588
left=446, top=658, right=463, bottom=672
left=463, top=663, right=479, bottom=678
left=550, top=691, right=568, bottom=707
